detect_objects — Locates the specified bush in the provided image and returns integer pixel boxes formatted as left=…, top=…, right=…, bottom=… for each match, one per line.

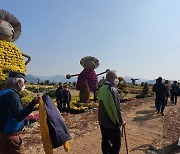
left=70, top=106, right=88, bottom=114
left=136, top=93, right=147, bottom=99
left=26, top=86, right=40, bottom=93
left=19, top=89, right=30, bottom=97
left=136, top=93, right=153, bottom=99
left=143, top=82, right=149, bottom=96
left=128, top=88, right=142, bottom=94
left=20, top=89, right=34, bottom=106
left=21, top=96, right=34, bottom=107
left=45, top=89, right=56, bottom=98
left=79, top=81, right=90, bottom=103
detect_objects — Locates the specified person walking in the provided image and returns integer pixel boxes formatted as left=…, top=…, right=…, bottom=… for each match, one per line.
left=97, top=70, right=126, bottom=154
left=56, top=82, right=64, bottom=113
left=152, top=77, right=169, bottom=116
left=63, top=84, right=71, bottom=114
left=164, top=80, right=171, bottom=106
left=153, top=79, right=159, bottom=111
left=0, top=71, right=40, bottom=154
left=170, top=81, right=179, bottom=105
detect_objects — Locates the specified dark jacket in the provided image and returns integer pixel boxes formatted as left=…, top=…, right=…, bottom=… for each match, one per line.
left=171, top=83, right=179, bottom=94
left=98, top=82, right=123, bottom=129
left=42, top=95, right=71, bottom=148
left=56, top=87, right=63, bottom=102
left=153, top=82, right=169, bottom=101
left=63, top=90, right=71, bottom=103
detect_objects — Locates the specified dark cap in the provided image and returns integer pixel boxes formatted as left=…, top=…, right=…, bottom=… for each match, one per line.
left=8, top=71, right=27, bottom=82
left=156, top=77, right=162, bottom=83
left=157, top=77, right=162, bottom=81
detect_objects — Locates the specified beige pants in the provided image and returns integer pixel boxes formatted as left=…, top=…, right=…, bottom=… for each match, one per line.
left=0, top=134, right=25, bottom=154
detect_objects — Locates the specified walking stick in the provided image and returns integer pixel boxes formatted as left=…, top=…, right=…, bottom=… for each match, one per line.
left=122, top=126, right=128, bottom=154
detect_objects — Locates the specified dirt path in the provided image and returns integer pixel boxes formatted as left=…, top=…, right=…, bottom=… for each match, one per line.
left=23, top=97, right=180, bottom=154
left=52, top=98, right=180, bottom=154
left=120, top=101, right=164, bottom=154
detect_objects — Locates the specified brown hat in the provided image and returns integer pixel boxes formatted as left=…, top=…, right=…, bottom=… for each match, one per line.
left=0, top=9, right=21, bottom=42
left=80, top=56, right=99, bottom=69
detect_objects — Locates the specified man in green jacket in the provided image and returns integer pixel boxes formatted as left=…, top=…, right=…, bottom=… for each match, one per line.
left=98, top=70, right=126, bottom=154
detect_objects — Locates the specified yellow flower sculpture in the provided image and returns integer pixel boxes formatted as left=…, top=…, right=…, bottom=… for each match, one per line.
left=0, top=40, right=26, bottom=81
left=0, top=9, right=29, bottom=88
left=0, top=40, right=26, bottom=80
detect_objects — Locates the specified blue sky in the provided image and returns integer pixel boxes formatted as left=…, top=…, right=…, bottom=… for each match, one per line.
left=1, top=0, right=180, bottom=81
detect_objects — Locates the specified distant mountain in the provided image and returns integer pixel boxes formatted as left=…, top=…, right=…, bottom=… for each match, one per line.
left=33, top=75, right=50, bottom=80
left=147, top=79, right=156, bottom=84
left=48, top=75, right=66, bottom=82
left=26, top=74, right=174, bottom=85
left=49, top=75, right=77, bottom=83
left=26, top=74, right=39, bottom=83
left=147, top=79, right=174, bottom=85
left=26, top=74, right=76, bottom=83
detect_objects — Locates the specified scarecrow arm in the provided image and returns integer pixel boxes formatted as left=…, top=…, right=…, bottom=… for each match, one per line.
left=22, top=53, right=31, bottom=65
left=97, top=69, right=110, bottom=76
left=66, top=73, right=80, bottom=79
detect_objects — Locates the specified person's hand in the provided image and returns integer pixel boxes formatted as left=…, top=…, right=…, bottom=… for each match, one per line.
left=33, top=96, right=40, bottom=104
left=122, top=120, right=126, bottom=127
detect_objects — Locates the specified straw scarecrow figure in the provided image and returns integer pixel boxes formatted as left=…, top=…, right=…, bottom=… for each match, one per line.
left=66, top=56, right=109, bottom=102
left=0, top=9, right=31, bottom=89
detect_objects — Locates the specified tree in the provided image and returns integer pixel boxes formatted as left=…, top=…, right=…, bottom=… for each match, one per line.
left=45, top=80, right=50, bottom=85
left=141, top=82, right=144, bottom=87
left=79, top=81, right=90, bottom=103
left=37, top=78, right=40, bottom=84
left=143, top=82, right=149, bottom=96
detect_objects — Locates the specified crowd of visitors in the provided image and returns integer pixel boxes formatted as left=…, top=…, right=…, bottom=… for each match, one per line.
left=0, top=71, right=179, bottom=154
left=153, top=77, right=179, bottom=116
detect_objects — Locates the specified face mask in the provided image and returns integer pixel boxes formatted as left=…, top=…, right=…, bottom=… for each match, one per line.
left=113, top=78, right=119, bottom=86
left=20, top=85, right=25, bottom=92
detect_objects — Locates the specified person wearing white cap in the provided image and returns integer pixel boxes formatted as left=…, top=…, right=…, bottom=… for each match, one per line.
left=0, top=71, right=40, bottom=154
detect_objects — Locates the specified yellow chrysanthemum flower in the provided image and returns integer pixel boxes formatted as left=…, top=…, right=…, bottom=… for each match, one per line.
left=0, top=40, right=26, bottom=85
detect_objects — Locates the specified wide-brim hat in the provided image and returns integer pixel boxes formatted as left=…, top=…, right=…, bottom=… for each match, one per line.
left=80, top=56, right=99, bottom=69
left=8, top=71, right=27, bottom=82
left=0, top=9, right=21, bottom=42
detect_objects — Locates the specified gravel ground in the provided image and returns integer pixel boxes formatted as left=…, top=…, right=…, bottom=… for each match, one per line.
left=22, top=97, right=180, bottom=154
